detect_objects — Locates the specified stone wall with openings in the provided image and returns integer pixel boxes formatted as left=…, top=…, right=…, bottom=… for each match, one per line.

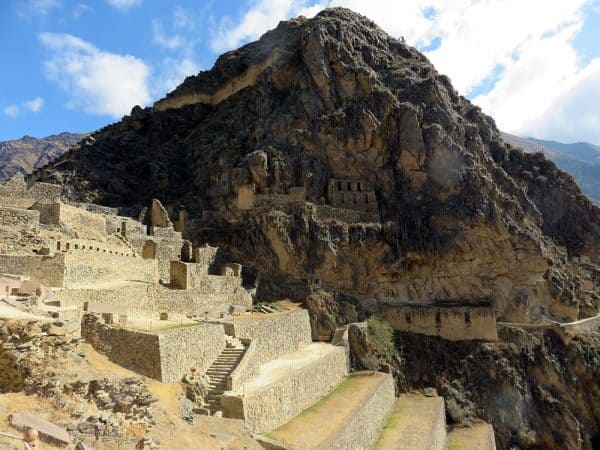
left=381, top=303, right=498, bottom=341
left=327, top=179, right=378, bottom=212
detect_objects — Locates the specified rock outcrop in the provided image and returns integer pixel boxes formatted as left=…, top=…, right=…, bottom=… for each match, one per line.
left=34, top=9, right=600, bottom=323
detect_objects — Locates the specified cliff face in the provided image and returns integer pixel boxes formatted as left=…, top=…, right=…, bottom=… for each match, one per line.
left=35, top=8, right=600, bottom=323
left=0, top=132, right=85, bottom=181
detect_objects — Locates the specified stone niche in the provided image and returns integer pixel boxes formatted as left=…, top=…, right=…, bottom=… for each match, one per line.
left=327, top=178, right=378, bottom=212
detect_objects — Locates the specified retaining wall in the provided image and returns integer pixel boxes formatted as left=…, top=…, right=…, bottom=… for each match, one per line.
left=82, top=316, right=225, bottom=382
left=313, top=204, right=380, bottom=223
left=320, top=373, right=396, bottom=450
left=32, top=202, right=107, bottom=241
left=0, top=174, right=61, bottom=205
left=0, top=254, right=65, bottom=286
left=223, top=309, right=312, bottom=369
left=60, top=283, right=251, bottom=318
left=0, top=207, right=39, bottom=232
left=158, top=323, right=225, bottom=383
left=82, top=315, right=162, bottom=379
left=63, top=252, right=159, bottom=287
left=220, top=345, right=348, bottom=434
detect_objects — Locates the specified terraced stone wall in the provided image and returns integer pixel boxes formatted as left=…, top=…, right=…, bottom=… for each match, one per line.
left=63, top=252, right=159, bottom=287
left=61, top=283, right=251, bottom=318
left=221, top=346, right=348, bottom=434
left=0, top=254, right=65, bottom=286
left=223, top=309, right=312, bottom=368
left=158, top=323, right=225, bottom=383
left=82, top=315, right=225, bottom=382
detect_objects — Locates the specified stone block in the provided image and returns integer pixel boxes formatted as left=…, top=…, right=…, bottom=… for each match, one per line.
left=9, top=412, right=71, bottom=444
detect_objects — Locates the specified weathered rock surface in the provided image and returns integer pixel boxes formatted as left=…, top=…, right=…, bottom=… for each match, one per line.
left=395, top=328, right=600, bottom=450
left=35, top=8, right=600, bottom=323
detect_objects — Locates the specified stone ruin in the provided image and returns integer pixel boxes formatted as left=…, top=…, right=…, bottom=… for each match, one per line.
left=0, top=175, right=499, bottom=449
left=233, top=177, right=381, bottom=223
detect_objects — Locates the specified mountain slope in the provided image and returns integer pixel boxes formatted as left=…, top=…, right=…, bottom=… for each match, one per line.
left=0, top=132, right=86, bottom=181
left=34, top=8, right=600, bottom=322
left=32, top=8, right=600, bottom=449
left=502, top=132, right=600, bottom=203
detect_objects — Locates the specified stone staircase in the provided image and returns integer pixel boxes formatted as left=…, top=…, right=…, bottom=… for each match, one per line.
left=203, top=336, right=246, bottom=416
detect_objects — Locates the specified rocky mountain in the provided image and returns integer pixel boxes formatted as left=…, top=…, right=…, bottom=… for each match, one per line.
left=36, top=8, right=600, bottom=323
left=32, top=9, right=599, bottom=448
left=502, top=132, right=600, bottom=204
left=0, top=132, right=86, bottom=181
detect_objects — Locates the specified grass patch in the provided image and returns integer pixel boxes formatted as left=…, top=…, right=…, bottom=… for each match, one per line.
left=299, top=376, right=357, bottom=415
left=448, top=441, right=462, bottom=450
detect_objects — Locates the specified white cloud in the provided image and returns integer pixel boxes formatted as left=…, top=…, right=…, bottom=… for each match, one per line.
left=3, top=105, right=21, bottom=118
left=39, top=32, right=151, bottom=117
left=105, top=0, right=142, bottom=11
left=17, top=0, right=60, bottom=19
left=73, top=3, right=91, bottom=19
left=152, top=20, right=186, bottom=50
left=24, top=97, right=45, bottom=112
left=515, top=58, right=600, bottom=143
left=211, top=0, right=599, bottom=143
left=2, top=97, right=45, bottom=118
left=211, top=0, right=328, bottom=52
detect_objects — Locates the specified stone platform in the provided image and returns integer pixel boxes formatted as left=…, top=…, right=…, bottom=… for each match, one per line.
left=447, top=423, right=497, bottom=450
left=260, top=371, right=395, bottom=450
left=375, top=393, right=447, bottom=450
left=220, top=343, right=348, bottom=434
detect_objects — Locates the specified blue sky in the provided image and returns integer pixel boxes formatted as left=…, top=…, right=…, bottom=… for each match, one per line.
left=1, top=0, right=600, bottom=144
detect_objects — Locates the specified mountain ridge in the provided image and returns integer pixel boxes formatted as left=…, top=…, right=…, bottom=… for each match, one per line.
left=0, top=132, right=86, bottom=181
left=502, top=132, right=600, bottom=203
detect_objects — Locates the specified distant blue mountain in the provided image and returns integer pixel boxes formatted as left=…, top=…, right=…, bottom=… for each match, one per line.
left=502, top=132, right=600, bottom=204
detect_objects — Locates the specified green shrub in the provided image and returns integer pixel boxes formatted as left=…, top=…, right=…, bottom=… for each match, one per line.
left=366, top=316, right=395, bottom=361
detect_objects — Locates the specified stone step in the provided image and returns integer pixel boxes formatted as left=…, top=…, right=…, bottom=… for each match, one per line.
left=446, top=423, right=496, bottom=450
left=261, top=372, right=395, bottom=449
left=375, top=394, right=447, bottom=450
left=207, top=375, right=228, bottom=380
